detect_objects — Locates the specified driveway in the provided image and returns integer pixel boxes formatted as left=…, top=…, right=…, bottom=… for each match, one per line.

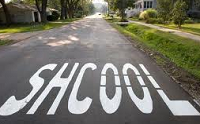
left=0, top=14, right=199, bottom=124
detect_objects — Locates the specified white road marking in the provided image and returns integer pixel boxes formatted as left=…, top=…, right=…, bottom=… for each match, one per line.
left=137, top=76, right=146, bottom=86
left=100, top=63, right=122, bottom=114
left=139, top=64, right=150, bottom=75
left=127, top=87, right=153, bottom=114
left=147, top=76, right=160, bottom=89
left=101, top=63, right=119, bottom=75
left=68, top=63, right=97, bottom=114
left=0, top=64, right=57, bottom=116
left=123, top=64, right=153, bottom=114
left=123, top=63, right=140, bottom=75
left=157, top=90, right=200, bottom=116
left=27, top=63, right=79, bottom=115
left=124, top=76, right=131, bottom=86
left=0, top=63, right=199, bottom=116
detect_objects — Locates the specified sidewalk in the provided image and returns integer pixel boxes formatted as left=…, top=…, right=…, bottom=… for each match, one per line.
left=128, top=20, right=200, bottom=42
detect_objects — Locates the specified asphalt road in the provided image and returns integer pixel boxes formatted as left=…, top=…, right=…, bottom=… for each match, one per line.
left=0, top=14, right=200, bottom=124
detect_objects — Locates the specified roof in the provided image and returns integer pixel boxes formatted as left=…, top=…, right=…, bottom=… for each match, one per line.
left=46, top=8, right=59, bottom=12
left=134, top=0, right=143, bottom=4
left=3, top=2, right=38, bottom=11
left=0, top=3, right=59, bottom=12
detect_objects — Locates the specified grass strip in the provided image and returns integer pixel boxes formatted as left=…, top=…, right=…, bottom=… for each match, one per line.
left=107, top=19, right=200, bottom=80
left=0, top=18, right=80, bottom=33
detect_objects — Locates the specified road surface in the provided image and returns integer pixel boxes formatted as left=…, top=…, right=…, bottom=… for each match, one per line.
left=0, top=14, right=200, bottom=124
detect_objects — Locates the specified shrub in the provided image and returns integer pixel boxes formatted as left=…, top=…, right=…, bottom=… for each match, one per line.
left=146, top=9, right=158, bottom=18
left=172, top=0, right=187, bottom=29
left=74, top=11, right=83, bottom=18
left=139, top=11, right=149, bottom=20
left=157, top=0, right=174, bottom=22
left=47, top=11, right=60, bottom=21
left=139, top=9, right=158, bottom=20
left=146, top=18, right=164, bottom=24
left=146, top=18, right=157, bottom=24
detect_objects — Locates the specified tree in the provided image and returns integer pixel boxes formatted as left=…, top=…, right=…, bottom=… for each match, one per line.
left=34, top=0, right=48, bottom=23
left=60, top=0, right=66, bottom=19
left=113, top=0, right=135, bottom=21
left=66, top=0, right=81, bottom=18
left=105, top=0, right=113, bottom=12
left=172, top=0, right=187, bottom=29
left=157, top=0, right=174, bottom=22
left=0, top=0, right=12, bottom=26
left=48, top=0, right=60, bottom=11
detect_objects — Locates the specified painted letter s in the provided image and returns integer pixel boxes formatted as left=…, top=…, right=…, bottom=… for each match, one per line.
left=0, top=64, right=57, bottom=116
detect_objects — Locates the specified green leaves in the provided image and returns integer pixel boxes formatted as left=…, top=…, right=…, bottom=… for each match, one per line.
left=172, top=0, right=187, bottom=28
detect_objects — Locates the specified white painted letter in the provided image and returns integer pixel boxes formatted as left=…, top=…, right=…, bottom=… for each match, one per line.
left=100, top=63, right=122, bottom=114
left=27, top=63, right=79, bottom=115
left=157, top=90, right=200, bottom=116
left=0, top=64, right=57, bottom=116
left=123, top=63, right=153, bottom=114
left=68, top=63, right=97, bottom=114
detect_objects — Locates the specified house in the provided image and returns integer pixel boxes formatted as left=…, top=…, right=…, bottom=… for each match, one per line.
left=126, top=0, right=200, bottom=18
left=134, top=0, right=157, bottom=12
left=126, top=0, right=157, bottom=18
left=0, top=2, right=41, bottom=24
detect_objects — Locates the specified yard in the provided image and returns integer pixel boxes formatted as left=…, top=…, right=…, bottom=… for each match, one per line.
left=156, top=23, right=200, bottom=36
left=0, top=18, right=80, bottom=33
left=105, top=17, right=200, bottom=80
left=129, top=18, right=200, bottom=36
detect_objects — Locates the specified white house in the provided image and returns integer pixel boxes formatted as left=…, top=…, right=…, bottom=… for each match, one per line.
left=134, top=0, right=157, bottom=12
left=126, top=0, right=157, bottom=18
left=0, top=2, right=41, bottom=24
left=126, top=0, right=200, bottom=18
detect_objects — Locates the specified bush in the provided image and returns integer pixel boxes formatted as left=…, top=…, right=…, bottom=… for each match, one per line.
left=146, top=18, right=165, bottom=24
left=146, top=18, right=157, bottom=24
left=74, top=11, right=83, bottom=18
left=139, top=11, right=149, bottom=20
left=172, top=0, right=187, bottom=28
left=139, top=9, right=158, bottom=20
left=47, top=11, right=60, bottom=21
left=146, top=9, right=158, bottom=18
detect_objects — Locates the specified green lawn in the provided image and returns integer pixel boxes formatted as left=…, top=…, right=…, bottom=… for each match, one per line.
left=0, top=18, right=80, bottom=33
left=156, top=23, right=200, bottom=36
left=105, top=18, right=200, bottom=80
left=129, top=17, right=200, bottom=36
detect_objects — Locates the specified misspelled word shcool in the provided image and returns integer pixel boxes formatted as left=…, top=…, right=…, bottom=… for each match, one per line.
left=0, top=63, right=199, bottom=116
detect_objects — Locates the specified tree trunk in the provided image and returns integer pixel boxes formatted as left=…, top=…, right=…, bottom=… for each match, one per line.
left=68, top=9, right=73, bottom=19
left=35, top=0, right=48, bottom=23
left=64, top=7, right=68, bottom=19
left=41, top=0, right=48, bottom=23
left=0, top=0, right=11, bottom=26
left=60, top=2, right=64, bottom=19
